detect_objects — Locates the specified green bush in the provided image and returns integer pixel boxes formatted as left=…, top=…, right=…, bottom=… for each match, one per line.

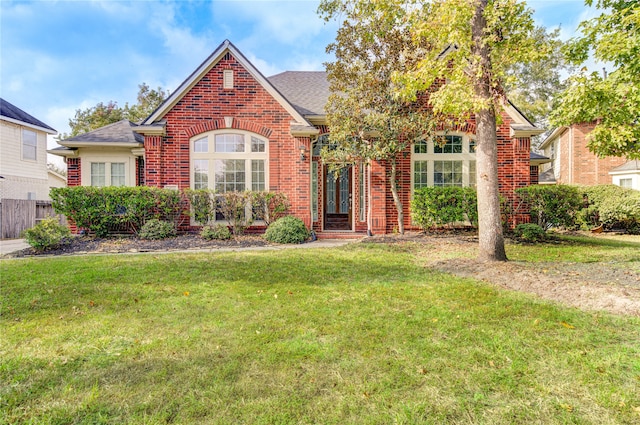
left=50, top=186, right=185, bottom=237
left=581, top=185, right=640, bottom=233
left=513, top=223, right=546, bottom=243
left=201, top=224, right=232, bottom=240
left=22, top=217, right=71, bottom=251
left=184, top=189, right=216, bottom=225
left=138, top=219, right=177, bottom=240
left=515, top=185, right=583, bottom=230
left=410, top=187, right=478, bottom=230
left=264, top=215, right=310, bottom=244
left=249, top=192, right=290, bottom=226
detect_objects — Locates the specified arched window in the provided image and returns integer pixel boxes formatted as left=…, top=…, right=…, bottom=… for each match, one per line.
left=191, top=130, right=268, bottom=192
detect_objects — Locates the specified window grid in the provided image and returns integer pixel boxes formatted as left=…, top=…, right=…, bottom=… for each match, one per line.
left=215, top=134, right=245, bottom=153
left=434, top=135, right=463, bottom=154
left=251, top=160, right=265, bottom=191
left=434, top=160, right=463, bottom=187
left=214, top=159, right=245, bottom=193
left=412, top=134, right=475, bottom=190
left=619, top=178, right=633, bottom=189
left=414, top=161, right=429, bottom=188
left=251, top=137, right=265, bottom=153
left=111, top=163, right=126, bottom=187
left=22, top=129, right=37, bottom=161
left=194, top=138, right=208, bottom=153
left=91, top=163, right=106, bottom=187
left=194, top=159, right=208, bottom=190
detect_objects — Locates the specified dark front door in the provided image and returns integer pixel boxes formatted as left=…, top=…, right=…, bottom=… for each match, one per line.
left=324, top=166, right=352, bottom=230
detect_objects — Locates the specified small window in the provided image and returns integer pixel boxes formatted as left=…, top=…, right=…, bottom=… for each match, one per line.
left=22, top=129, right=37, bottom=161
left=111, top=163, right=126, bottom=186
left=619, top=178, right=633, bottom=189
left=223, top=69, right=234, bottom=89
left=414, top=161, right=429, bottom=188
left=91, top=163, right=106, bottom=187
left=194, top=137, right=208, bottom=153
left=251, top=136, right=265, bottom=153
left=414, top=140, right=428, bottom=154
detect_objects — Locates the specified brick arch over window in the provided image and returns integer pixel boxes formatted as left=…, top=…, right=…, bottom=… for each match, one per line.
left=435, top=121, right=477, bottom=134
left=185, top=118, right=273, bottom=139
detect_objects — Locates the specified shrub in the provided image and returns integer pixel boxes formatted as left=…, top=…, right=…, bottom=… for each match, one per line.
left=184, top=189, right=216, bottom=225
left=249, top=191, right=290, bottom=226
left=22, top=217, right=71, bottom=251
left=216, top=191, right=256, bottom=236
left=513, top=223, right=546, bottom=243
left=138, top=219, right=176, bottom=240
left=264, top=215, right=310, bottom=244
left=50, top=186, right=185, bottom=237
left=515, top=185, right=583, bottom=230
left=410, top=187, right=478, bottom=231
left=201, top=224, right=232, bottom=240
left=581, top=185, right=640, bottom=234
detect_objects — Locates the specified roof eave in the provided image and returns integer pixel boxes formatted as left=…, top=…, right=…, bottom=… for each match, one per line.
left=48, top=148, right=78, bottom=157
left=58, top=141, right=143, bottom=148
left=1, top=116, right=57, bottom=135
left=510, top=126, right=546, bottom=138
left=133, top=123, right=166, bottom=136
left=539, top=126, right=568, bottom=149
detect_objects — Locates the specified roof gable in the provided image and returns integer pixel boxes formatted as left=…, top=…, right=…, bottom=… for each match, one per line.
left=143, top=40, right=311, bottom=127
left=0, top=98, right=56, bottom=134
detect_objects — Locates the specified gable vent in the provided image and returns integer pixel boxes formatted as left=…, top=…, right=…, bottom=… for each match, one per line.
left=223, top=69, right=234, bottom=89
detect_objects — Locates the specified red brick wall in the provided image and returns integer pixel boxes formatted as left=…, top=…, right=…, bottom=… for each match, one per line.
left=142, top=52, right=311, bottom=228
left=66, top=157, right=81, bottom=186
left=556, top=123, right=627, bottom=185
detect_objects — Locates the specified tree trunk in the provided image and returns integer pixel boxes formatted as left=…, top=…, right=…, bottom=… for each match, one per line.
left=472, top=0, right=507, bottom=262
left=389, top=157, right=405, bottom=234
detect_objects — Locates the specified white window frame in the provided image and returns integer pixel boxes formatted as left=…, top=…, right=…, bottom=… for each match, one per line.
left=618, top=178, right=633, bottom=189
left=89, top=161, right=129, bottom=187
left=410, top=133, right=477, bottom=192
left=190, top=130, right=269, bottom=222
left=22, top=129, right=37, bottom=161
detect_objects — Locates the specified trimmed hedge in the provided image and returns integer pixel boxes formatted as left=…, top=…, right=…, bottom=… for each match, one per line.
left=581, top=185, right=640, bottom=234
left=515, top=185, right=583, bottom=230
left=410, top=187, right=478, bottom=231
left=50, top=186, right=184, bottom=237
left=138, top=219, right=177, bottom=240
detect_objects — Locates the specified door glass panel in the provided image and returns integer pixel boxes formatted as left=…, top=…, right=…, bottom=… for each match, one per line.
left=326, top=170, right=336, bottom=213
left=339, top=168, right=349, bottom=213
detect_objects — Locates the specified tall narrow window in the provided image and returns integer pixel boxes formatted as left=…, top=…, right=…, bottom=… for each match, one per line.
left=111, top=163, right=125, bottom=186
left=22, top=129, right=37, bottom=161
left=312, top=161, right=318, bottom=221
left=359, top=163, right=366, bottom=222
left=194, top=159, right=208, bottom=189
left=91, top=163, right=106, bottom=187
left=251, top=160, right=265, bottom=191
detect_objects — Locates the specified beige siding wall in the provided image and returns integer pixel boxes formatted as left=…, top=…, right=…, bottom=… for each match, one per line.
left=78, top=147, right=139, bottom=187
left=0, top=120, right=50, bottom=200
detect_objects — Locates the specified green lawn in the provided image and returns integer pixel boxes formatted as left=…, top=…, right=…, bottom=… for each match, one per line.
left=1, top=240, right=639, bottom=424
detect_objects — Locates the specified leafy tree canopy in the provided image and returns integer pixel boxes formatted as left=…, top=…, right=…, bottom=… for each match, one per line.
left=61, top=83, right=168, bottom=139
left=550, top=0, right=640, bottom=159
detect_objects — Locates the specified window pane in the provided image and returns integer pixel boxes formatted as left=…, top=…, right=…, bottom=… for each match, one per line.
left=434, top=160, right=463, bottom=187
left=91, top=163, right=106, bottom=187
left=434, top=135, right=462, bottom=154
left=22, top=129, right=37, bottom=160
left=194, top=137, right=208, bottom=153
left=619, top=178, right=632, bottom=188
left=111, top=163, right=125, bottom=186
left=194, top=159, right=208, bottom=189
left=414, top=161, right=428, bottom=188
left=251, top=136, right=265, bottom=153
left=359, top=163, right=365, bottom=222
left=214, top=159, right=245, bottom=192
left=414, top=140, right=428, bottom=154
left=469, top=160, right=476, bottom=187
left=469, top=139, right=476, bottom=153
left=215, top=134, right=245, bottom=153
left=251, top=160, right=265, bottom=191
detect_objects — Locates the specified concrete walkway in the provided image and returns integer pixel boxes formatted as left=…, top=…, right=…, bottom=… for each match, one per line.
left=0, top=239, right=30, bottom=255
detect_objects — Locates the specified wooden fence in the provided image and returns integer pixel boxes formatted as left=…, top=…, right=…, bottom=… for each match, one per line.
left=0, top=199, right=65, bottom=239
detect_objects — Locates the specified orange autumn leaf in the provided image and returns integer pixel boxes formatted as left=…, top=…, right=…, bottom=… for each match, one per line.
left=561, top=322, right=575, bottom=329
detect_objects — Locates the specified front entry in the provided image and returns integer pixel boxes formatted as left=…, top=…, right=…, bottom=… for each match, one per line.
left=324, top=166, right=352, bottom=230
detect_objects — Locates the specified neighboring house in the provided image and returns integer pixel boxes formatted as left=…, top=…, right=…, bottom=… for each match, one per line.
left=51, top=40, right=544, bottom=235
left=538, top=123, right=628, bottom=186
left=609, top=160, right=640, bottom=190
left=48, top=168, right=67, bottom=190
left=0, top=98, right=57, bottom=201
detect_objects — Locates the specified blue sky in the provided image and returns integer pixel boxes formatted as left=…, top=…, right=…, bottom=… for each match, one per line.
left=0, top=0, right=598, bottom=162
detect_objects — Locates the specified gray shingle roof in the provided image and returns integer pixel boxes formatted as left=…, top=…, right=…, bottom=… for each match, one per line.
left=610, top=160, right=640, bottom=172
left=268, top=71, right=329, bottom=116
left=60, top=119, right=144, bottom=145
left=0, top=98, right=56, bottom=132
left=538, top=168, right=556, bottom=183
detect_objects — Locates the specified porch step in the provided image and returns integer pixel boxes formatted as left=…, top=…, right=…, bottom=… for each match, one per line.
left=316, top=232, right=366, bottom=240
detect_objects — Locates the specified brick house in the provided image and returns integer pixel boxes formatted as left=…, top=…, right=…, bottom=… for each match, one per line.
left=538, top=123, right=630, bottom=187
left=51, top=40, right=545, bottom=236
